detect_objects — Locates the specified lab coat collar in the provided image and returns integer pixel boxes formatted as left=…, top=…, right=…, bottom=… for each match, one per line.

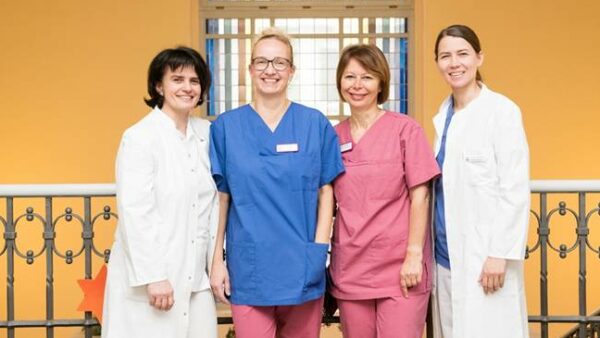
left=151, top=107, right=196, bottom=141
left=433, top=83, right=490, bottom=134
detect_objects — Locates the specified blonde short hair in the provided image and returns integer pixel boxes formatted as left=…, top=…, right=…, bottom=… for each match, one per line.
left=252, top=27, right=295, bottom=66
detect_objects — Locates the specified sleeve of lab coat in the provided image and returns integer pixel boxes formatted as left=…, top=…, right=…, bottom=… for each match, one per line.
left=488, top=102, right=530, bottom=260
left=115, top=132, right=169, bottom=286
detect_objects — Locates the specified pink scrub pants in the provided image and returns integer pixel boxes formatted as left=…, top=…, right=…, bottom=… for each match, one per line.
left=230, top=297, right=323, bottom=338
left=337, top=293, right=430, bottom=338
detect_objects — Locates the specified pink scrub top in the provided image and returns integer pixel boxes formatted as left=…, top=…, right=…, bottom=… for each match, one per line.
left=330, top=111, right=440, bottom=300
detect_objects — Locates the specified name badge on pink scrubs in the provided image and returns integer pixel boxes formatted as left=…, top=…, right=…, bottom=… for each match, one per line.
left=276, top=143, right=299, bottom=153
left=340, top=142, right=353, bottom=153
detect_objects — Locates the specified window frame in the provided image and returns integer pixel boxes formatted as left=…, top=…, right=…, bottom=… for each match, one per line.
left=198, top=0, right=415, bottom=120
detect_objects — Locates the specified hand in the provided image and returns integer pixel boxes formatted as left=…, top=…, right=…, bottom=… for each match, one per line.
left=210, top=260, right=231, bottom=304
left=479, top=257, right=507, bottom=294
left=400, top=250, right=423, bottom=298
left=146, top=280, right=174, bottom=311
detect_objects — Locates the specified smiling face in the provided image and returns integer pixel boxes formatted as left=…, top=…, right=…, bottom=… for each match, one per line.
left=156, top=66, right=201, bottom=116
left=249, top=37, right=295, bottom=97
left=436, top=36, right=483, bottom=91
left=339, top=58, right=381, bottom=112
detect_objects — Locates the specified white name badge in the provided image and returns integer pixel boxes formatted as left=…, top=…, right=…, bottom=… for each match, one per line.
left=276, top=143, right=299, bottom=153
left=340, top=142, right=353, bottom=153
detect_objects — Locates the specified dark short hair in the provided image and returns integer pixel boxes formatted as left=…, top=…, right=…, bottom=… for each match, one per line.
left=336, top=44, right=390, bottom=105
left=144, top=46, right=211, bottom=108
left=434, top=25, right=483, bottom=82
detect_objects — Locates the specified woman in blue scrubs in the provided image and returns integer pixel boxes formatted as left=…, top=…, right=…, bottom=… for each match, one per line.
left=209, top=27, right=345, bottom=338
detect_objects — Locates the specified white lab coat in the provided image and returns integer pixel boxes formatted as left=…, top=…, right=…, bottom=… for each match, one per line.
left=432, top=84, right=530, bottom=338
left=102, top=108, right=219, bottom=338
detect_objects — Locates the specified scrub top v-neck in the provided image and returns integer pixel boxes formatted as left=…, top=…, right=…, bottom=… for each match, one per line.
left=210, top=102, right=344, bottom=306
left=330, top=111, right=440, bottom=300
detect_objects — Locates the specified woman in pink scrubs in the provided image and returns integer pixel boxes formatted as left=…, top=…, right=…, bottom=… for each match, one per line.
left=329, top=44, right=440, bottom=338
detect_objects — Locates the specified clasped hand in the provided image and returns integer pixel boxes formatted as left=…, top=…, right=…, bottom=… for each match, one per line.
left=147, top=280, right=174, bottom=311
left=400, top=251, right=423, bottom=298
left=479, top=257, right=507, bottom=294
left=210, top=261, right=231, bottom=304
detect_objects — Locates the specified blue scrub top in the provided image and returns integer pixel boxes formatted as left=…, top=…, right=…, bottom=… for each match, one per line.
left=434, top=99, right=454, bottom=269
left=209, top=102, right=345, bottom=306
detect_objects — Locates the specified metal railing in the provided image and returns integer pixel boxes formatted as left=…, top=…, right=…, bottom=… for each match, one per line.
left=528, top=181, right=600, bottom=338
left=1, top=181, right=599, bottom=338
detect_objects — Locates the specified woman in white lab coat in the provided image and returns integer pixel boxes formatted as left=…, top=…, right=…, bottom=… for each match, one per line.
left=431, top=25, right=530, bottom=338
left=102, top=47, right=219, bottom=338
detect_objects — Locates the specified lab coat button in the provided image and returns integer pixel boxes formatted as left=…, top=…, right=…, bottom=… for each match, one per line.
left=183, top=312, right=187, bottom=316
left=188, top=276, right=192, bottom=280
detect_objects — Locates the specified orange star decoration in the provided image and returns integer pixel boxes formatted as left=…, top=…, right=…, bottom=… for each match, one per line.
left=77, top=264, right=107, bottom=323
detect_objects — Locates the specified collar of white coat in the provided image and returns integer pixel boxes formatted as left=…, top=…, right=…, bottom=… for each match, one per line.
left=151, top=106, right=198, bottom=142
left=432, top=83, right=490, bottom=134
left=432, top=83, right=490, bottom=155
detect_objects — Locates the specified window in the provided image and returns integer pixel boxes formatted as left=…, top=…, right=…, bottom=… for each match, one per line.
left=200, top=1, right=413, bottom=121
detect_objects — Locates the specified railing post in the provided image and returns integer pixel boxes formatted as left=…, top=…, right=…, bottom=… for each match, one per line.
left=539, top=192, right=549, bottom=338
left=45, top=197, right=55, bottom=338
left=5, top=198, right=16, bottom=338
left=577, top=192, right=588, bottom=337
left=83, top=196, right=95, bottom=338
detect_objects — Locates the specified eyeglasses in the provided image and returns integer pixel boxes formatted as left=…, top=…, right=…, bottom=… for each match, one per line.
left=251, top=57, right=292, bottom=71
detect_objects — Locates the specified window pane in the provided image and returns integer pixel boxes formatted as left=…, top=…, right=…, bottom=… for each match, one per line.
left=255, top=18, right=270, bottom=33
left=343, top=18, right=359, bottom=34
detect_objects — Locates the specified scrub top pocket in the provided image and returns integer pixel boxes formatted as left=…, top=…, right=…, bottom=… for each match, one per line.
left=367, top=159, right=405, bottom=200
left=290, top=153, right=320, bottom=191
left=227, top=243, right=257, bottom=299
left=304, top=242, right=329, bottom=290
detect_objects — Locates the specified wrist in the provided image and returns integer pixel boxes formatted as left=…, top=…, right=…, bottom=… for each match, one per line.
left=406, top=245, right=423, bottom=257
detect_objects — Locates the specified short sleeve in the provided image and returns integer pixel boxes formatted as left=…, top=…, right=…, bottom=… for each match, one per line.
left=319, top=117, right=345, bottom=186
left=209, top=117, right=230, bottom=193
left=403, top=123, right=441, bottom=188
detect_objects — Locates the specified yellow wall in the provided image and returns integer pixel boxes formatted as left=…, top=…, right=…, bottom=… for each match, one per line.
left=0, top=0, right=200, bottom=184
left=1, top=1, right=600, bottom=337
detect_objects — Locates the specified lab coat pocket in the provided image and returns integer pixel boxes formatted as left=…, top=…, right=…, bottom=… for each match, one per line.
left=368, top=159, right=405, bottom=200
left=227, top=243, right=257, bottom=297
left=463, top=149, right=495, bottom=186
left=304, top=242, right=329, bottom=290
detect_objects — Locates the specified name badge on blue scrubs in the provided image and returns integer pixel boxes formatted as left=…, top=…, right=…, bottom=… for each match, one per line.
left=340, top=142, right=353, bottom=153
left=276, top=143, right=299, bottom=153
